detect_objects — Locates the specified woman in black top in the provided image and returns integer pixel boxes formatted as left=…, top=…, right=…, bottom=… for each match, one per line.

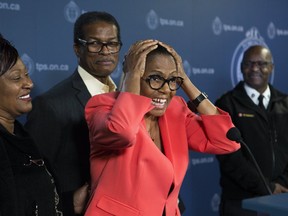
left=0, top=34, right=63, bottom=216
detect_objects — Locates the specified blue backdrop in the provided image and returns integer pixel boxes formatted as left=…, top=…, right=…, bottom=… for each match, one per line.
left=1, top=0, right=288, bottom=215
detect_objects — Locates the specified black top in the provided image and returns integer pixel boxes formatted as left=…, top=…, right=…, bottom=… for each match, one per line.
left=215, top=81, right=288, bottom=200
left=0, top=121, right=62, bottom=216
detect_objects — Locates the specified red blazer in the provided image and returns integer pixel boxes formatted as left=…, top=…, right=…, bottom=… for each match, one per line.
left=84, top=92, right=239, bottom=216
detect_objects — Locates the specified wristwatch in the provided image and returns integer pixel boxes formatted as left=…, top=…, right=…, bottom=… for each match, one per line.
left=191, top=92, right=208, bottom=107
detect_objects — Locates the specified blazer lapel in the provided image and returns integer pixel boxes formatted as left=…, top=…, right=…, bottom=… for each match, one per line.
left=71, top=70, right=91, bottom=108
left=159, top=115, right=175, bottom=165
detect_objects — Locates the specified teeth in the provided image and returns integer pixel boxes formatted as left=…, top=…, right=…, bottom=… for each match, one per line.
left=153, top=98, right=167, bottom=103
left=152, top=98, right=167, bottom=106
left=152, top=98, right=167, bottom=103
left=19, top=94, right=30, bottom=99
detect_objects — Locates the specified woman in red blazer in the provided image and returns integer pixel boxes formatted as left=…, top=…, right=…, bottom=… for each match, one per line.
left=84, top=40, right=240, bottom=216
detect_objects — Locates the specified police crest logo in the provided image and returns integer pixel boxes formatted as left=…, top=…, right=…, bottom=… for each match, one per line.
left=64, top=1, right=81, bottom=23
left=21, top=53, right=35, bottom=76
left=146, top=9, right=159, bottom=30
left=212, top=17, right=222, bottom=36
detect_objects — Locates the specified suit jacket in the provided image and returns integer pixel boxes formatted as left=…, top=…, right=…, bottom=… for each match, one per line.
left=25, top=70, right=91, bottom=215
left=84, top=92, right=239, bottom=216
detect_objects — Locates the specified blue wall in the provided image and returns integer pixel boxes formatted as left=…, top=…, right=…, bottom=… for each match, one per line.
left=1, top=0, right=288, bottom=215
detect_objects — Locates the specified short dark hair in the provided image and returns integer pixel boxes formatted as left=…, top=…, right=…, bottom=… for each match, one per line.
left=242, top=45, right=272, bottom=62
left=0, top=34, right=19, bottom=76
left=147, top=45, right=170, bottom=58
left=74, top=11, right=121, bottom=44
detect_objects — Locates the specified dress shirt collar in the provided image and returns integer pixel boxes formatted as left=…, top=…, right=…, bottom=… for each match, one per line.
left=77, top=65, right=117, bottom=96
left=243, top=82, right=270, bottom=108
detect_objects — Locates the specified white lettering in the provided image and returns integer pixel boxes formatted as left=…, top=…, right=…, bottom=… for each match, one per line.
left=192, top=67, right=215, bottom=75
left=0, top=2, right=20, bottom=11
left=36, top=63, right=69, bottom=72
left=159, top=18, right=184, bottom=27
left=191, top=157, right=214, bottom=166
left=223, top=24, right=243, bottom=32
left=277, top=29, right=288, bottom=36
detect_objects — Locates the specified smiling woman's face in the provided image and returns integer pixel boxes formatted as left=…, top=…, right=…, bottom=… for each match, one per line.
left=0, top=58, right=34, bottom=119
left=140, top=53, right=177, bottom=117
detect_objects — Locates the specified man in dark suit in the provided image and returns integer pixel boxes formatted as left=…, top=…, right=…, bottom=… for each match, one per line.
left=25, top=11, right=122, bottom=215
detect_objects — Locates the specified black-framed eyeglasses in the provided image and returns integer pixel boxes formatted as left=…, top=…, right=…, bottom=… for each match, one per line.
left=77, top=38, right=122, bottom=54
left=23, top=155, right=45, bottom=167
left=242, top=61, right=272, bottom=70
left=142, top=75, right=184, bottom=91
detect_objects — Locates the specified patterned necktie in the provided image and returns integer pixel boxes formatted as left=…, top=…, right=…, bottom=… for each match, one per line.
left=258, top=94, right=265, bottom=110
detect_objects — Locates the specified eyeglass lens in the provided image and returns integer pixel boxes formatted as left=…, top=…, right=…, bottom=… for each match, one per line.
left=78, top=38, right=121, bottom=54
left=88, top=42, right=121, bottom=53
left=242, top=61, right=271, bottom=69
left=147, top=75, right=183, bottom=91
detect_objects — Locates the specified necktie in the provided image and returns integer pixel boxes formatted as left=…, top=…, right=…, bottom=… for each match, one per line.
left=258, top=94, right=265, bottom=110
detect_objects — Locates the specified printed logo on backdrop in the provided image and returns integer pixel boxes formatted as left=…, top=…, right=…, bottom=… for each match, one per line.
left=21, top=53, right=69, bottom=74
left=188, top=156, right=214, bottom=170
left=146, top=10, right=159, bottom=30
left=211, top=193, right=220, bottom=212
left=212, top=17, right=222, bottom=35
left=212, top=16, right=244, bottom=35
left=267, top=22, right=276, bottom=39
left=267, top=22, right=288, bottom=39
left=230, top=27, right=274, bottom=87
left=35, top=62, right=69, bottom=73
left=186, top=156, right=215, bottom=175
left=183, top=55, right=214, bottom=77
left=146, top=9, right=184, bottom=30
left=64, top=1, right=81, bottom=23
left=21, top=54, right=35, bottom=76
left=0, top=2, right=20, bottom=11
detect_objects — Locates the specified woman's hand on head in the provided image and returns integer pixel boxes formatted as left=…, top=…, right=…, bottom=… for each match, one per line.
left=123, top=39, right=158, bottom=78
left=158, top=41, right=188, bottom=80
